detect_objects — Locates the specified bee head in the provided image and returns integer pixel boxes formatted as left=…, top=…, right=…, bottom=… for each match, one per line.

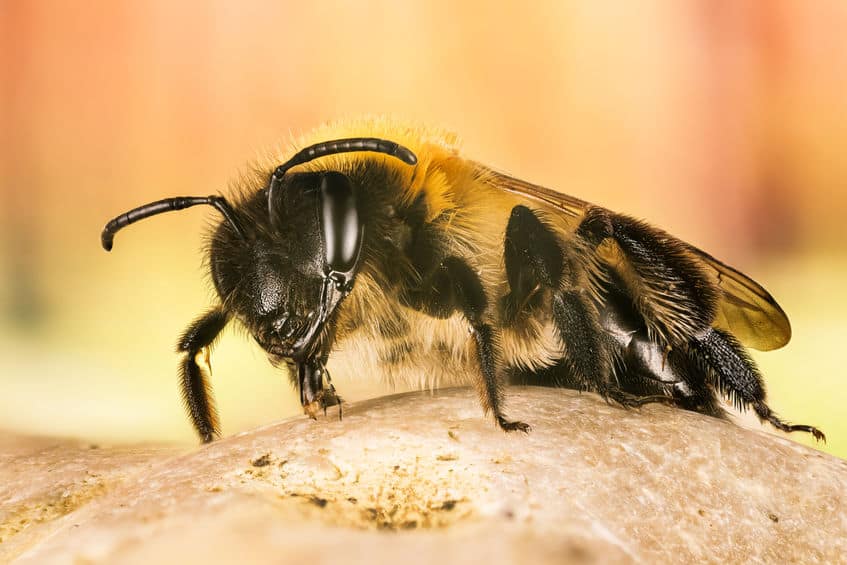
left=101, top=137, right=416, bottom=362
left=210, top=171, right=363, bottom=360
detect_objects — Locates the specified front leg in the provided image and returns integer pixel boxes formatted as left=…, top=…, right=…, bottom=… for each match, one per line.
left=296, top=360, right=343, bottom=420
left=176, top=308, right=229, bottom=443
left=405, top=256, right=530, bottom=433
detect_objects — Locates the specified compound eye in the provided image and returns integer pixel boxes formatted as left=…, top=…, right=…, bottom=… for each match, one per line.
left=319, top=172, right=362, bottom=276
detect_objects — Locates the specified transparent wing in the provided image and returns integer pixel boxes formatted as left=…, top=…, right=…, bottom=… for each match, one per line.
left=475, top=164, right=791, bottom=351
left=681, top=244, right=791, bottom=350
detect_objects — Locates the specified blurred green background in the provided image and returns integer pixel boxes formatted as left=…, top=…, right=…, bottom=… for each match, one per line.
left=1, top=1, right=845, bottom=457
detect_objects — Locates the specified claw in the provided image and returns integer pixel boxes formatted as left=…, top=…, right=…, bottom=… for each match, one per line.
left=606, top=388, right=679, bottom=409
left=304, top=387, right=343, bottom=421
left=497, top=416, right=532, bottom=433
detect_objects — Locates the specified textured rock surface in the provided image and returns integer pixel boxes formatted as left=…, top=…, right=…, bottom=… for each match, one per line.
left=1, top=387, right=845, bottom=564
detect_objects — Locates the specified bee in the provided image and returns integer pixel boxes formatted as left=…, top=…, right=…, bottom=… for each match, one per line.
left=101, top=118, right=824, bottom=444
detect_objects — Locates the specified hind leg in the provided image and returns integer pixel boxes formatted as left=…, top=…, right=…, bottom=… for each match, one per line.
left=504, top=205, right=681, bottom=410
left=689, top=328, right=825, bottom=441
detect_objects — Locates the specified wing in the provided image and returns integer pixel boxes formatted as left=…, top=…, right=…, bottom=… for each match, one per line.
left=475, top=164, right=791, bottom=351
left=680, top=243, right=791, bottom=350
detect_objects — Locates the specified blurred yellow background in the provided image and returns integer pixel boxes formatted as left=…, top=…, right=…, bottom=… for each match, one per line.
left=1, top=1, right=845, bottom=457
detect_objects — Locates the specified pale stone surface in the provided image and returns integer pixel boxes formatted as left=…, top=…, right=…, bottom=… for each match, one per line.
left=1, top=387, right=845, bottom=564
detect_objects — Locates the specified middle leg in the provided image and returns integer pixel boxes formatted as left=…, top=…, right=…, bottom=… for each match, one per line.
left=404, top=256, right=530, bottom=432
left=503, top=205, right=615, bottom=393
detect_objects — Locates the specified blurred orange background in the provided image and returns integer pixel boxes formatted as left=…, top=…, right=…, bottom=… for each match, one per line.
left=1, top=1, right=845, bottom=457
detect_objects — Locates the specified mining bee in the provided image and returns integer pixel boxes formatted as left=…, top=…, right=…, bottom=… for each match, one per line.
left=102, top=118, right=824, bottom=443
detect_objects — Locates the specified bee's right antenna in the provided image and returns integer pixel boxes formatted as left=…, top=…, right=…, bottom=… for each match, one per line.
left=101, top=195, right=244, bottom=251
left=267, top=137, right=417, bottom=220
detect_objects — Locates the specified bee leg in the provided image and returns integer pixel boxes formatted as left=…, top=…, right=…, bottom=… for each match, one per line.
left=404, top=256, right=530, bottom=433
left=315, top=381, right=343, bottom=420
left=504, top=205, right=615, bottom=394
left=576, top=207, right=719, bottom=345
left=551, top=289, right=685, bottom=410
left=596, top=263, right=729, bottom=415
left=297, top=361, right=323, bottom=418
left=622, top=337, right=729, bottom=417
left=572, top=208, right=752, bottom=414
left=502, top=205, right=563, bottom=323
left=322, top=368, right=343, bottom=421
left=603, top=387, right=680, bottom=408
left=551, top=289, right=619, bottom=396
left=176, top=308, right=229, bottom=443
left=662, top=345, right=727, bottom=417
left=688, top=328, right=825, bottom=441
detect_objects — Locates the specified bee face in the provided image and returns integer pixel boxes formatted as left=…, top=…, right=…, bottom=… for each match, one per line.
left=218, top=240, right=323, bottom=358
left=209, top=171, right=361, bottom=360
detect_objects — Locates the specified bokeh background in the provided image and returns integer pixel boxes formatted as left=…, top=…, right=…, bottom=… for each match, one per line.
left=1, top=1, right=845, bottom=457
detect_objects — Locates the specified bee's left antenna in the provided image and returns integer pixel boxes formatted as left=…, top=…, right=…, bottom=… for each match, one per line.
left=101, top=195, right=244, bottom=251
left=267, top=137, right=417, bottom=220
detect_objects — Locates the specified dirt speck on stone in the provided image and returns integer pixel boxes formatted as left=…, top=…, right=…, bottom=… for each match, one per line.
left=309, top=496, right=328, bottom=508
left=251, top=454, right=271, bottom=467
